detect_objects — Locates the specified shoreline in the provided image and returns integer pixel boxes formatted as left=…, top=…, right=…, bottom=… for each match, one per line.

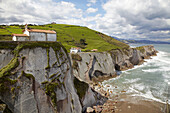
left=89, top=51, right=170, bottom=113
left=91, top=82, right=167, bottom=113
left=114, top=94, right=166, bottom=113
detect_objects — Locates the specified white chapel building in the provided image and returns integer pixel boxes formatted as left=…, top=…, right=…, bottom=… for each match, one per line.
left=12, top=24, right=57, bottom=41
left=70, top=47, right=81, bottom=53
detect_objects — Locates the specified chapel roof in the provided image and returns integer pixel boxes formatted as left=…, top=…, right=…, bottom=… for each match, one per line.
left=12, top=34, right=29, bottom=37
left=24, top=29, right=56, bottom=34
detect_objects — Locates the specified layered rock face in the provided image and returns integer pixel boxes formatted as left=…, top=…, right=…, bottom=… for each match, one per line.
left=0, top=42, right=157, bottom=113
left=71, top=45, right=157, bottom=82
left=73, top=77, right=107, bottom=112
left=0, top=42, right=82, bottom=113
left=70, top=52, right=116, bottom=82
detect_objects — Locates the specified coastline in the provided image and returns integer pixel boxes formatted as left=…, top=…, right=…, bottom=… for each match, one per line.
left=90, top=82, right=167, bottom=113
left=113, top=95, right=165, bottom=113
left=91, top=77, right=167, bottom=113
left=89, top=50, right=169, bottom=113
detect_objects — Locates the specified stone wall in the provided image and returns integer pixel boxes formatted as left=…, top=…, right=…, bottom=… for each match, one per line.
left=29, top=32, right=46, bottom=41
left=29, top=32, right=56, bottom=41
left=47, top=33, right=57, bottom=41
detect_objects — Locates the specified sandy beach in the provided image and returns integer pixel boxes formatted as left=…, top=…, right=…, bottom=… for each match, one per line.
left=100, top=94, right=166, bottom=113
left=114, top=95, right=166, bottom=113
left=92, top=83, right=168, bottom=113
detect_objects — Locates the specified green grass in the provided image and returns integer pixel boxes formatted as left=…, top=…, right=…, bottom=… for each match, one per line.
left=6, top=27, right=23, bottom=34
left=0, top=36, right=12, bottom=41
left=0, top=29, right=10, bottom=35
left=0, top=24, right=129, bottom=52
left=0, top=58, right=19, bottom=78
left=136, top=46, right=145, bottom=53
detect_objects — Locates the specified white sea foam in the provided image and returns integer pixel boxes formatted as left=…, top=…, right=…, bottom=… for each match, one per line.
left=123, top=71, right=131, bottom=74
left=123, top=78, right=141, bottom=84
left=102, top=48, right=170, bottom=104
left=131, top=90, right=167, bottom=104
left=142, top=69, right=159, bottom=72
left=152, top=51, right=170, bottom=64
left=122, top=63, right=147, bottom=73
left=133, top=83, right=145, bottom=91
left=163, top=74, right=170, bottom=79
left=102, top=75, right=122, bottom=84
left=127, top=83, right=169, bottom=104
left=122, top=52, right=161, bottom=73
left=127, top=86, right=140, bottom=94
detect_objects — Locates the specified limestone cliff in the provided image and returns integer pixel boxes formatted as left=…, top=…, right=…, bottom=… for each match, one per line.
left=0, top=42, right=83, bottom=113
left=0, top=42, right=157, bottom=113
left=70, top=45, right=157, bottom=82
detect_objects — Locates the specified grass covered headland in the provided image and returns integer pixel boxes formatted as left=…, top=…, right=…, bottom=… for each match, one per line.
left=0, top=24, right=129, bottom=52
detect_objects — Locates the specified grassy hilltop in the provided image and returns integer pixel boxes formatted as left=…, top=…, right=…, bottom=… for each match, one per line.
left=0, top=24, right=129, bottom=52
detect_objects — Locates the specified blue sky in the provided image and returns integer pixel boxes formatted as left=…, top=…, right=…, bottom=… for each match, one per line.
left=0, top=0, right=170, bottom=41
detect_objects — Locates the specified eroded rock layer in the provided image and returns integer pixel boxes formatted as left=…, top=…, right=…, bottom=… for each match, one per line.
left=0, top=42, right=83, bottom=113
left=71, top=45, right=157, bottom=82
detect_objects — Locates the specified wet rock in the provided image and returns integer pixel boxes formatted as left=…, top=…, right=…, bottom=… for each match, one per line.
left=86, top=107, right=94, bottom=113
left=93, top=106, right=102, bottom=113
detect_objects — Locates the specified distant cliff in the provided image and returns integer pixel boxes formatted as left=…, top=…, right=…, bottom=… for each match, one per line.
left=0, top=42, right=106, bottom=113
left=70, top=45, right=157, bottom=82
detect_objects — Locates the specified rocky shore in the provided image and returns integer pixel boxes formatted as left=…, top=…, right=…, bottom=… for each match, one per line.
left=70, top=45, right=158, bottom=83
left=0, top=42, right=160, bottom=113
left=86, top=83, right=166, bottom=113
left=69, top=45, right=161, bottom=113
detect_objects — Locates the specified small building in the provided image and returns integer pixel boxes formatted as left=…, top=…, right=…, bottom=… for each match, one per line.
left=70, top=47, right=81, bottom=53
left=91, top=49, right=98, bottom=52
left=12, top=34, right=29, bottom=41
left=12, top=24, right=57, bottom=41
left=23, top=29, right=56, bottom=41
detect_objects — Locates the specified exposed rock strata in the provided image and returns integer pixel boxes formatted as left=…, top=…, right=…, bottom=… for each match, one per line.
left=0, top=42, right=84, bottom=113
left=70, top=45, right=157, bottom=82
left=0, top=42, right=157, bottom=113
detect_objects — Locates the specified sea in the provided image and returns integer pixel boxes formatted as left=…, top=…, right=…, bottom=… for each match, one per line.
left=102, top=44, right=170, bottom=104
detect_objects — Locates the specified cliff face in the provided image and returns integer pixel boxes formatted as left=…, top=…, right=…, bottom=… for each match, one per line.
left=0, top=42, right=82, bottom=113
left=71, top=45, right=157, bottom=82
left=70, top=52, right=116, bottom=82
left=0, top=42, right=157, bottom=113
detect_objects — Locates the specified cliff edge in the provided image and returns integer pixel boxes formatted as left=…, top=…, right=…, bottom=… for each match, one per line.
left=0, top=42, right=157, bottom=113
left=0, top=42, right=107, bottom=113
left=70, top=45, right=157, bottom=83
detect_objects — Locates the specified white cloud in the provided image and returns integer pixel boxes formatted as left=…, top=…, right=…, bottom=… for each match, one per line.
left=88, top=0, right=96, bottom=4
left=86, top=3, right=91, bottom=7
left=0, top=0, right=170, bottom=41
left=0, top=0, right=83, bottom=24
left=94, top=0, right=170, bottom=39
left=86, top=8, right=98, bottom=13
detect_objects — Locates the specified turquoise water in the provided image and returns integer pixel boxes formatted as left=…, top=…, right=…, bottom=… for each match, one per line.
left=102, top=44, right=170, bottom=104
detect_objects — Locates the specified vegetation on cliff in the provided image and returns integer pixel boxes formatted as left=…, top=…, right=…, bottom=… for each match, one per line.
left=0, top=41, right=67, bottom=111
left=0, top=24, right=129, bottom=52
left=74, top=77, right=89, bottom=99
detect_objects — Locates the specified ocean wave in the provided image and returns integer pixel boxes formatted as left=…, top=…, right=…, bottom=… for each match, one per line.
left=142, top=67, right=170, bottom=72
left=132, top=83, right=145, bottom=91
left=131, top=90, right=168, bottom=104
left=122, top=63, right=147, bottom=72
left=123, top=78, right=141, bottom=84
left=102, top=75, right=121, bottom=83
left=142, top=69, right=159, bottom=72
left=102, top=49, right=170, bottom=104
left=152, top=51, right=170, bottom=64
left=163, top=73, right=170, bottom=79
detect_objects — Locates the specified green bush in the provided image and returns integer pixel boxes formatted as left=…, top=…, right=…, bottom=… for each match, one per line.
left=71, top=54, right=82, bottom=61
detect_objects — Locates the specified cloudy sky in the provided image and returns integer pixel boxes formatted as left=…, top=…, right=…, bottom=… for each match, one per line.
left=0, top=0, right=170, bottom=41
